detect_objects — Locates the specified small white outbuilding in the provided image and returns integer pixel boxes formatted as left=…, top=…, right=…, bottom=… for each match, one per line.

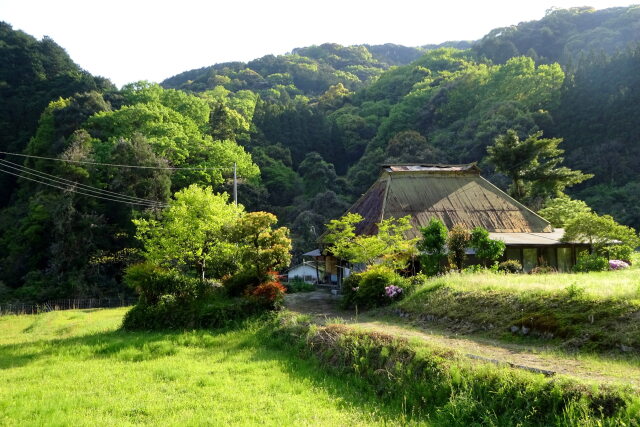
left=285, top=262, right=321, bottom=283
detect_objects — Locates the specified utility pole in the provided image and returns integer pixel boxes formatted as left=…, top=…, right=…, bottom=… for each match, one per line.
left=233, top=162, right=237, bottom=206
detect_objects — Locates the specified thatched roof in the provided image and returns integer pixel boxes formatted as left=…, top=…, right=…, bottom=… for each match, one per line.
left=348, top=164, right=552, bottom=238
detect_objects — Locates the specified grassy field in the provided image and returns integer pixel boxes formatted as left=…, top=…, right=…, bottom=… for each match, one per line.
left=0, top=308, right=417, bottom=426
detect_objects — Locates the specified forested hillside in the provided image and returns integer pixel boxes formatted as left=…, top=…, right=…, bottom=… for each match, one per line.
left=1, top=5, right=639, bottom=301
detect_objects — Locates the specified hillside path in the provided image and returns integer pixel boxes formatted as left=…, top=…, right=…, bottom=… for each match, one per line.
left=284, top=289, right=640, bottom=390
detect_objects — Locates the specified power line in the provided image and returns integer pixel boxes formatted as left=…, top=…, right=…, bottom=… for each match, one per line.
left=0, top=165, right=167, bottom=208
left=0, top=159, right=167, bottom=206
left=0, top=150, right=234, bottom=171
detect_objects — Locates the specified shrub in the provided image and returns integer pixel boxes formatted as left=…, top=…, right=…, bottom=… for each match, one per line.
left=340, top=274, right=362, bottom=309
left=223, top=269, right=261, bottom=297
left=607, top=245, right=633, bottom=263
left=250, top=280, right=287, bottom=309
left=469, top=226, right=506, bottom=266
left=342, top=266, right=408, bottom=309
left=573, top=253, right=609, bottom=272
left=418, top=217, right=448, bottom=276
left=462, top=264, right=484, bottom=274
left=122, top=296, right=262, bottom=330
left=285, top=278, right=315, bottom=293
left=530, top=265, right=557, bottom=274
left=498, top=260, right=523, bottom=273
left=124, top=263, right=202, bottom=304
left=448, top=224, right=470, bottom=270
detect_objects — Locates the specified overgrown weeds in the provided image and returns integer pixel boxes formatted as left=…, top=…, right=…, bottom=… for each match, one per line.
left=262, top=312, right=640, bottom=426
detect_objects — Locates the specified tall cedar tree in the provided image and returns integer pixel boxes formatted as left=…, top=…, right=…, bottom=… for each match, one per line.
left=487, top=130, right=591, bottom=209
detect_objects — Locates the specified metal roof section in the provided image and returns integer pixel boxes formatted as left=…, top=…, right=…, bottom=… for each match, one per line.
left=489, top=229, right=575, bottom=245
left=381, top=163, right=481, bottom=174
left=302, top=249, right=322, bottom=257
left=348, top=164, right=553, bottom=238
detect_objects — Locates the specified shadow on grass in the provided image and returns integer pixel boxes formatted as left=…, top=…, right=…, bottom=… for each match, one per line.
left=0, top=320, right=421, bottom=424
left=0, top=327, right=248, bottom=369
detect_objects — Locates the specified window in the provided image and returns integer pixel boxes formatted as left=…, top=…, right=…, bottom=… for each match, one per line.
left=557, top=247, right=572, bottom=272
left=542, top=247, right=557, bottom=268
left=523, top=248, right=537, bottom=272
left=505, top=247, right=521, bottom=263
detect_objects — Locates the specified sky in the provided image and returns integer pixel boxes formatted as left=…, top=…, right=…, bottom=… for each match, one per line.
left=1, top=0, right=637, bottom=87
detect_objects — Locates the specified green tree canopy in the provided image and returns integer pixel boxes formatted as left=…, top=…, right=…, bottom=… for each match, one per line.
left=323, top=213, right=417, bottom=269
left=538, top=195, right=591, bottom=227
left=417, top=217, right=448, bottom=276
left=448, top=224, right=470, bottom=271
left=469, top=226, right=506, bottom=266
left=562, top=212, right=640, bottom=256
left=133, top=185, right=243, bottom=280
left=230, top=211, right=292, bottom=280
left=487, top=130, right=591, bottom=208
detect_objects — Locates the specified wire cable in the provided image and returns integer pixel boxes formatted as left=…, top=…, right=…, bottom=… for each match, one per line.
left=0, top=150, right=234, bottom=171
left=0, top=158, right=166, bottom=206
left=0, top=165, right=167, bottom=208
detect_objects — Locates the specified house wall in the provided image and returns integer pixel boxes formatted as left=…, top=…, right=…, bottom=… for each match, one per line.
left=287, top=265, right=318, bottom=283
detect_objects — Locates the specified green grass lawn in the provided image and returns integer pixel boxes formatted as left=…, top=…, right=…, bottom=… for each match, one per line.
left=0, top=308, right=420, bottom=426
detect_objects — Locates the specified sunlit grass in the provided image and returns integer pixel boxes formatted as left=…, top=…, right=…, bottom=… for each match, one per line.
left=0, top=309, right=423, bottom=426
left=430, top=262, right=640, bottom=301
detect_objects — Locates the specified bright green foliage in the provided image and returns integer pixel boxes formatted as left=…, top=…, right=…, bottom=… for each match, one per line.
left=0, top=309, right=405, bottom=425
left=487, top=130, right=591, bottom=208
left=469, top=227, right=506, bottom=266
left=562, top=211, right=640, bottom=256
left=340, top=265, right=408, bottom=309
left=447, top=224, right=470, bottom=271
left=573, top=252, right=610, bottom=273
left=121, top=81, right=211, bottom=127
left=230, top=211, right=292, bottom=280
left=85, top=85, right=259, bottom=188
left=133, top=185, right=243, bottom=280
left=417, top=217, right=448, bottom=276
left=123, top=262, right=204, bottom=304
left=538, top=194, right=592, bottom=227
left=324, top=213, right=417, bottom=268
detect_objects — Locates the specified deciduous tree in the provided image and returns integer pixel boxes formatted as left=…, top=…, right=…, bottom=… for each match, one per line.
left=324, top=213, right=417, bottom=269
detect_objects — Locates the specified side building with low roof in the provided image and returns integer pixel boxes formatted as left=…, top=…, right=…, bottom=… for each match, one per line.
left=310, top=164, right=589, bottom=280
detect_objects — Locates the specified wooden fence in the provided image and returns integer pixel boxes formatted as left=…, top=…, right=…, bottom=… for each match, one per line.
left=0, top=297, right=138, bottom=316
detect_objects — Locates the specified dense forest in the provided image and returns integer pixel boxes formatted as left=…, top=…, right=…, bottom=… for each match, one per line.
left=1, top=5, right=639, bottom=301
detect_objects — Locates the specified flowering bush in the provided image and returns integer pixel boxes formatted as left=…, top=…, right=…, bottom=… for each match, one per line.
left=250, top=280, right=286, bottom=308
left=340, top=266, right=409, bottom=308
left=385, top=285, right=403, bottom=299
left=609, top=259, right=630, bottom=270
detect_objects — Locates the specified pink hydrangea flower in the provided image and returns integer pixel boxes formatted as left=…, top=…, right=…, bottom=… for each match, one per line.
left=385, top=285, right=403, bottom=298
left=609, top=259, right=630, bottom=270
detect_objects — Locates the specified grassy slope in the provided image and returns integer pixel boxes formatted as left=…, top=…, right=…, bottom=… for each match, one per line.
left=268, top=313, right=640, bottom=426
left=0, top=309, right=417, bottom=426
left=395, top=265, right=640, bottom=353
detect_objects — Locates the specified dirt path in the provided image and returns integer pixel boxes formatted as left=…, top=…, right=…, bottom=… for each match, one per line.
left=284, top=289, right=640, bottom=389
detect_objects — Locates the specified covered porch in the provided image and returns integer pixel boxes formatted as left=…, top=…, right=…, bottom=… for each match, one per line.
left=302, top=249, right=352, bottom=287
left=490, top=229, right=590, bottom=272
